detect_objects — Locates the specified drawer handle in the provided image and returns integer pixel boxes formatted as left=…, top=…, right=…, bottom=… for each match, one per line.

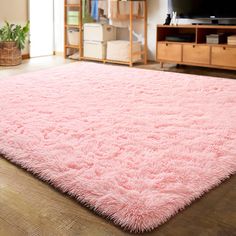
left=192, top=45, right=196, bottom=48
left=223, top=47, right=226, bottom=50
left=166, top=43, right=168, bottom=46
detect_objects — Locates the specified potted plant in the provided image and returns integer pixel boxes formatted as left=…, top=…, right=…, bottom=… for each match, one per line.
left=0, top=21, right=29, bottom=66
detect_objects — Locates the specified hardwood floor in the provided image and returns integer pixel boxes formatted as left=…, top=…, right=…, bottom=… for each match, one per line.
left=137, top=63, right=236, bottom=80
left=0, top=57, right=235, bottom=236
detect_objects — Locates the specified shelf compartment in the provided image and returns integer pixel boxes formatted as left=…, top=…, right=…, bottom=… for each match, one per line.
left=157, top=27, right=196, bottom=43
left=197, top=28, right=236, bottom=44
left=65, top=47, right=79, bottom=59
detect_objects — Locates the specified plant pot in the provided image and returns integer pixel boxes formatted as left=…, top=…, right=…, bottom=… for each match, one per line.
left=0, top=41, right=22, bottom=66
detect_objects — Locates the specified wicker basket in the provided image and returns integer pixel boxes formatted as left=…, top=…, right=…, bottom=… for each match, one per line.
left=0, top=42, right=22, bottom=66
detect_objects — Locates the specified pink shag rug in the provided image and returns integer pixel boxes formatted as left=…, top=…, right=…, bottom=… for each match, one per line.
left=0, top=62, right=236, bottom=232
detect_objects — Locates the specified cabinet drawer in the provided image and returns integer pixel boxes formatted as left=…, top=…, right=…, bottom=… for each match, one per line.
left=183, top=44, right=210, bottom=64
left=211, top=46, right=236, bottom=68
left=157, top=43, right=182, bottom=62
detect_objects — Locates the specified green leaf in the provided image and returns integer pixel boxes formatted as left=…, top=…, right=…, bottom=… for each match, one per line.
left=0, top=21, right=30, bottom=50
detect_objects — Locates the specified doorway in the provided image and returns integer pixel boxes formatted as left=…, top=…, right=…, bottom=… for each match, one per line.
left=29, top=0, right=54, bottom=57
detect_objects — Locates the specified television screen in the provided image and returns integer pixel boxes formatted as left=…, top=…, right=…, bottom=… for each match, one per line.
left=168, top=0, right=236, bottom=19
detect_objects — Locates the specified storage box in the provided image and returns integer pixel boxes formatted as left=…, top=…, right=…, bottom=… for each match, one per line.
left=206, top=33, right=226, bottom=44
left=68, top=29, right=80, bottom=45
left=67, top=11, right=79, bottom=25
left=227, top=35, right=236, bottom=45
left=84, top=23, right=116, bottom=42
left=107, top=40, right=142, bottom=62
left=67, top=0, right=79, bottom=4
left=84, top=41, right=106, bottom=59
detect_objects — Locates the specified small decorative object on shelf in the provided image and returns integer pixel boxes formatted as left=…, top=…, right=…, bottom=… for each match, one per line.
left=171, top=12, right=178, bottom=26
left=206, top=33, right=226, bottom=44
left=227, top=35, right=236, bottom=45
left=164, top=14, right=171, bottom=25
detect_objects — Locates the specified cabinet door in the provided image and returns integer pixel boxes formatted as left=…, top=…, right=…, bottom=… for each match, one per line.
left=157, top=43, right=182, bottom=62
left=183, top=44, right=210, bottom=64
left=211, top=46, right=236, bottom=68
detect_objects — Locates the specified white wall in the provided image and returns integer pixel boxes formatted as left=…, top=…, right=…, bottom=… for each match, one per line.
left=0, top=0, right=28, bottom=24
left=54, top=0, right=64, bottom=53
left=0, top=0, right=29, bottom=54
left=147, top=0, right=168, bottom=60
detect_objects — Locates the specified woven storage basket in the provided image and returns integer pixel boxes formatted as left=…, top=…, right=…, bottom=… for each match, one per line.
left=0, top=42, right=22, bottom=66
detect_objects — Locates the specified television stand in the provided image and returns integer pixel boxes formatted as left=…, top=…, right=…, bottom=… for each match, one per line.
left=192, top=19, right=219, bottom=25
left=156, top=24, right=236, bottom=70
left=192, top=23, right=236, bottom=26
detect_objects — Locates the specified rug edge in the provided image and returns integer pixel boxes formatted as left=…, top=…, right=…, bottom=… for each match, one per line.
left=1, top=151, right=235, bottom=233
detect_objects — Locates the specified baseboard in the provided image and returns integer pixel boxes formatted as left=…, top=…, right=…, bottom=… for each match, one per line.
left=54, top=51, right=64, bottom=56
left=22, top=52, right=64, bottom=59
left=22, top=54, right=30, bottom=60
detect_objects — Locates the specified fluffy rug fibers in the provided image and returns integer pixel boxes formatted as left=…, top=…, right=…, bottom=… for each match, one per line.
left=0, top=62, right=235, bottom=232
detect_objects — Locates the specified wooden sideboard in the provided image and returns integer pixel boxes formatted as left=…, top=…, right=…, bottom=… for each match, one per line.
left=156, top=24, right=236, bottom=70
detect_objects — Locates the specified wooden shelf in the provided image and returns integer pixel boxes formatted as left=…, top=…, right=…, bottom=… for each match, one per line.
left=158, top=41, right=236, bottom=48
left=158, top=41, right=195, bottom=45
left=81, top=57, right=143, bottom=66
left=65, top=45, right=80, bottom=49
left=199, top=43, right=236, bottom=47
left=158, top=24, right=196, bottom=29
left=158, top=24, right=236, bottom=29
left=156, top=24, right=236, bottom=70
left=65, top=4, right=80, bottom=7
left=105, top=59, right=131, bottom=65
left=81, top=57, right=105, bottom=63
left=65, top=24, right=80, bottom=28
left=64, top=0, right=83, bottom=60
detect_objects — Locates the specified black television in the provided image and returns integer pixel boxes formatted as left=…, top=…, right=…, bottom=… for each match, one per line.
left=168, top=0, right=236, bottom=24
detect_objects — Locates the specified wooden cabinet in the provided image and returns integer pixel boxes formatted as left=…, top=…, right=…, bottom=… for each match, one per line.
left=157, top=42, right=182, bottom=62
left=183, top=44, right=210, bottom=65
left=156, top=25, right=236, bottom=70
left=211, top=46, right=236, bottom=68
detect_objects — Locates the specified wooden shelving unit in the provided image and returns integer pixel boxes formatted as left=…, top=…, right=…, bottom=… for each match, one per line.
left=64, top=0, right=147, bottom=66
left=64, top=0, right=83, bottom=58
left=156, top=24, right=236, bottom=70
left=109, top=0, right=148, bottom=67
